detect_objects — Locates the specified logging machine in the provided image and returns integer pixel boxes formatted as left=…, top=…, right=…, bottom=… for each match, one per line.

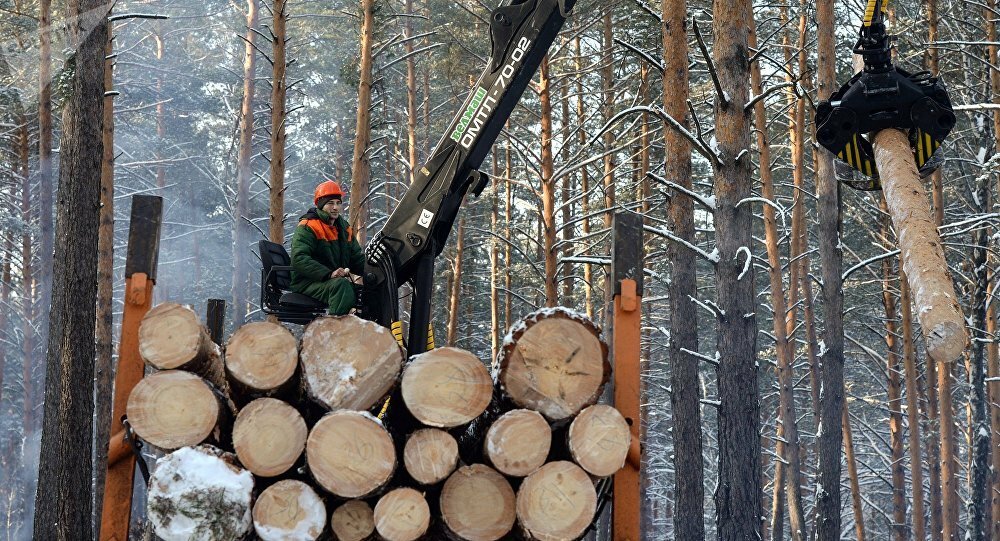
left=359, top=0, right=576, bottom=355
left=814, top=0, right=956, bottom=190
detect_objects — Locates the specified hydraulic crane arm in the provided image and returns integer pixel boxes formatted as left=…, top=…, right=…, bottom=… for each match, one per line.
left=361, top=0, right=575, bottom=353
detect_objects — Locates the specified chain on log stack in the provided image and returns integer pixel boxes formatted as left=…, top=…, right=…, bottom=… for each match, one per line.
left=127, top=304, right=629, bottom=541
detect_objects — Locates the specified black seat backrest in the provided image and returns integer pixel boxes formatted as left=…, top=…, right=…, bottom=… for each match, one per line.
left=258, top=240, right=292, bottom=290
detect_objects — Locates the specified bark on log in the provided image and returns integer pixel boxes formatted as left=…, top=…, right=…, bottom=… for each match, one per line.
left=140, top=302, right=228, bottom=391
left=225, top=321, right=299, bottom=405
left=127, top=370, right=223, bottom=451
left=373, top=487, right=430, bottom=541
left=440, top=464, right=516, bottom=541
left=306, top=410, right=395, bottom=498
left=233, top=398, right=307, bottom=477
left=567, top=404, right=631, bottom=478
left=873, top=129, right=968, bottom=362
left=498, top=308, right=610, bottom=421
left=515, top=461, right=597, bottom=541
left=331, top=500, right=376, bottom=541
left=401, top=347, right=493, bottom=427
left=146, top=445, right=254, bottom=541
left=483, top=409, right=551, bottom=477
left=403, top=428, right=459, bottom=485
left=300, top=315, right=404, bottom=411
left=252, top=479, right=326, bottom=540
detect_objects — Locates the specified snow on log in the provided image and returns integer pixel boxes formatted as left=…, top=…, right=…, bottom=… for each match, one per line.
left=300, top=315, right=404, bottom=411
left=331, top=500, right=376, bottom=541
left=498, top=308, right=610, bottom=421
left=873, top=128, right=968, bottom=362
left=225, top=321, right=299, bottom=405
left=373, top=487, right=430, bottom=541
left=567, top=404, right=631, bottom=477
left=483, top=409, right=551, bottom=477
left=232, top=398, right=307, bottom=477
left=127, top=370, right=223, bottom=451
left=403, top=428, right=459, bottom=485
left=516, top=461, right=597, bottom=541
left=440, top=464, right=517, bottom=541
left=146, top=445, right=254, bottom=541
left=139, top=302, right=228, bottom=391
left=306, top=410, right=396, bottom=498
left=252, top=479, right=326, bottom=541
left=401, top=347, right=493, bottom=427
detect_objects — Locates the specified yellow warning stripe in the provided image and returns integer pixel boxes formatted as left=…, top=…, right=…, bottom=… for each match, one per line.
left=427, top=325, right=436, bottom=350
left=863, top=0, right=878, bottom=26
left=916, top=128, right=924, bottom=165
left=391, top=321, right=404, bottom=347
left=925, top=132, right=933, bottom=163
left=852, top=134, right=863, bottom=170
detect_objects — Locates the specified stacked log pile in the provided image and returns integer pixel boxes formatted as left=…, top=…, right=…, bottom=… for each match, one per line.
left=128, top=303, right=630, bottom=541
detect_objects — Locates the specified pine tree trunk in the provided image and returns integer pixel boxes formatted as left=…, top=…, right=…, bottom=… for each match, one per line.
left=664, top=1, right=704, bottom=537
left=710, top=0, right=763, bottom=536
left=986, top=8, right=1000, bottom=532
left=38, top=0, right=54, bottom=344
left=815, top=0, right=846, bottom=537
left=269, top=0, right=287, bottom=244
left=18, top=119, right=34, bottom=435
left=446, top=216, right=464, bottom=345
left=843, top=405, right=867, bottom=541
left=539, top=56, right=558, bottom=307
left=32, top=2, right=108, bottom=535
left=752, top=17, right=805, bottom=541
left=490, top=154, right=501, bottom=362
left=350, top=0, right=375, bottom=240
left=232, top=0, right=258, bottom=326
left=900, top=274, right=927, bottom=540
left=404, top=0, right=418, bottom=183
left=926, top=0, right=943, bottom=227
left=559, top=72, right=575, bottom=305
left=93, top=31, right=116, bottom=533
left=879, top=209, right=906, bottom=540
left=574, top=33, right=593, bottom=319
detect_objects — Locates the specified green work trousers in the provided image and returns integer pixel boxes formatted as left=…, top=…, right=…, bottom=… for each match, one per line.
left=297, top=277, right=356, bottom=315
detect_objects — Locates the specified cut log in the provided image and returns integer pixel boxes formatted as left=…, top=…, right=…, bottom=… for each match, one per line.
left=516, top=461, right=597, bottom=541
left=331, top=500, right=375, bottom=541
left=233, top=398, right=307, bottom=477
left=252, top=479, right=326, bottom=541
left=873, top=128, right=968, bottom=362
left=483, top=409, right=551, bottom=477
left=306, top=410, right=395, bottom=498
left=373, top=487, right=430, bottom=541
left=140, top=302, right=228, bottom=390
left=147, top=445, right=254, bottom=541
left=403, top=428, right=459, bottom=485
left=401, top=347, right=493, bottom=427
left=567, top=404, right=631, bottom=477
left=440, top=464, right=516, bottom=541
left=126, top=370, right=222, bottom=450
left=498, top=308, right=610, bottom=421
left=225, top=321, right=299, bottom=404
left=300, top=315, right=404, bottom=411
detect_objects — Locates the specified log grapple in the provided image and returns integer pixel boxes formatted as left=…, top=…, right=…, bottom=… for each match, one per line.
left=815, top=0, right=955, bottom=190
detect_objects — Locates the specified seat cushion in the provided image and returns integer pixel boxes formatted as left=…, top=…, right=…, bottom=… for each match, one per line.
left=280, top=292, right=327, bottom=309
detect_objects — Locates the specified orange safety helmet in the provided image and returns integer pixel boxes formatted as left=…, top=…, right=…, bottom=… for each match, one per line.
left=313, top=180, right=345, bottom=206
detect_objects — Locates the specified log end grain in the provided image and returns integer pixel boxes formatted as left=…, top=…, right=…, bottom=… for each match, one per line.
left=306, top=410, right=395, bottom=498
left=252, top=480, right=326, bottom=541
left=568, top=404, right=631, bottom=477
left=516, top=461, right=597, bottom=541
left=147, top=445, right=254, bottom=541
left=499, top=308, right=610, bottom=421
left=233, top=398, right=307, bottom=477
left=226, top=321, right=299, bottom=391
left=301, top=315, right=404, bottom=411
left=127, top=370, right=220, bottom=450
left=403, top=428, right=459, bottom=485
left=401, top=347, right=493, bottom=427
left=484, top=409, right=551, bottom=477
left=139, top=302, right=207, bottom=369
left=331, top=500, right=375, bottom=541
left=373, top=487, right=430, bottom=541
left=440, top=464, right=516, bottom=541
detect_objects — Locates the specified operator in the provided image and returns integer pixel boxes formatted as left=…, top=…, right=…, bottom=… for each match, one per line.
left=290, top=180, right=365, bottom=315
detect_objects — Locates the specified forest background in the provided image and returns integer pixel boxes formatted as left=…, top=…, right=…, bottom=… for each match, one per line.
left=1, top=0, right=999, bottom=539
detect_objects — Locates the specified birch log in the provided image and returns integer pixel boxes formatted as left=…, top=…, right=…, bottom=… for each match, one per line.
left=873, top=128, right=968, bottom=362
left=146, top=445, right=254, bottom=541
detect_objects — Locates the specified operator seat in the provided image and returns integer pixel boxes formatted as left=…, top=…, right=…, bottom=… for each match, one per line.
left=258, top=240, right=327, bottom=325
